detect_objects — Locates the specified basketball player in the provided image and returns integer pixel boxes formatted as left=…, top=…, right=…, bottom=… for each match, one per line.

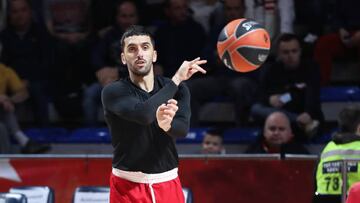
left=101, top=25, right=206, bottom=203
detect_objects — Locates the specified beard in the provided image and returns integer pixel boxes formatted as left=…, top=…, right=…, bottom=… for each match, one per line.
left=129, top=62, right=152, bottom=76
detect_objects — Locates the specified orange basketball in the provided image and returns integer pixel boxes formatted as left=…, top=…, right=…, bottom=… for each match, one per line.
left=217, top=18, right=271, bottom=72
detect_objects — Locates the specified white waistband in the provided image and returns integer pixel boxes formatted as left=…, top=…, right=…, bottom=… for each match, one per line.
left=112, top=168, right=178, bottom=184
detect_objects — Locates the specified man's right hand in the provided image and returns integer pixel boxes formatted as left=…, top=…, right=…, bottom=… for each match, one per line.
left=96, top=67, right=119, bottom=86
left=172, top=57, right=207, bottom=85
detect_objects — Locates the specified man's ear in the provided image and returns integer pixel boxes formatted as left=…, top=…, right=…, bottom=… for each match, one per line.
left=152, top=50, right=157, bottom=63
left=121, top=53, right=126, bottom=65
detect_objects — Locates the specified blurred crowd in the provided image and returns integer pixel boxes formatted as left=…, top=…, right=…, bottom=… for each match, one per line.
left=1, top=0, right=360, bottom=153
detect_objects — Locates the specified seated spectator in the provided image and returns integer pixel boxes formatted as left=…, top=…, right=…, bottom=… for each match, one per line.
left=246, top=111, right=308, bottom=154
left=187, top=0, right=259, bottom=127
left=294, top=0, right=335, bottom=44
left=251, top=33, right=323, bottom=140
left=154, top=0, right=206, bottom=77
left=201, top=128, right=225, bottom=154
left=0, top=121, right=11, bottom=153
left=83, top=0, right=138, bottom=126
left=43, top=0, right=95, bottom=121
left=314, top=0, right=360, bottom=85
left=244, top=0, right=295, bottom=39
left=314, top=104, right=360, bottom=199
left=347, top=182, right=360, bottom=203
left=0, top=0, right=6, bottom=31
left=189, top=0, right=222, bottom=35
left=0, top=63, right=50, bottom=154
left=0, top=0, right=52, bottom=126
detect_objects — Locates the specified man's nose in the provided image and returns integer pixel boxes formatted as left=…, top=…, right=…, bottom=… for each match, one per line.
left=137, top=48, right=144, bottom=57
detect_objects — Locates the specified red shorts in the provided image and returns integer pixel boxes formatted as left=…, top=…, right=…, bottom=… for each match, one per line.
left=110, top=168, right=185, bottom=203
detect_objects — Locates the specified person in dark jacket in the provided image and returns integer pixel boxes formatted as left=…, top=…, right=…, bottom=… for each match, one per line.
left=246, top=111, right=309, bottom=155
left=251, top=33, right=324, bottom=140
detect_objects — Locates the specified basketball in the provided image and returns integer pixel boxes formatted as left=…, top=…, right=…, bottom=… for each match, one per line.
left=217, top=18, right=271, bottom=72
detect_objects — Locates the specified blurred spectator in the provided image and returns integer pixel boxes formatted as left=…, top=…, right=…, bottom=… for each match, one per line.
left=347, top=182, right=360, bottom=203
left=0, top=121, right=11, bottom=153
left=314, top=104, right=360, bottom=198
left=294, top=0, right=336, bottom=44
left=251, top=33, right=323, bottom=140
left=0, top=63, right=50, bottom=153
left=246, top=111, right=308, bottom=154
left=43, top=0, right=95, bottom=120
left=189, top=0, right=222, bottom=35
left=90, top=0, right=120, bottom=33
left=0, top=0, right=6, bottom=31
left=187, top=0, right=259, bottom=127
left=0, top=0, right=52, bottom=126
left=201, top=128, right=225, bottom=154
left=83, top=0, right=138, bottom=126
left=244, top=0, right=295, bottom=39
left=154, top=0, right=206, bottom=77
left=314, top=0, right=360, bottom=86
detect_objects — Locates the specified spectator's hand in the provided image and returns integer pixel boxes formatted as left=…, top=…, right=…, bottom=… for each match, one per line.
left=96, top=67, right=119, bottom=86
left=0, top=95, right=14, bottom=112
left=172, top=57, right=207, bottom=85
left=269, top=94, right=284, bottom=108
left=156, top=99, right=178, bottom=132
left=296, top=112, right=312, bottom=126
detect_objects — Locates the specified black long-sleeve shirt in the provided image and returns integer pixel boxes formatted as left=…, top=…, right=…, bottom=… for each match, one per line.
left=101, top=76, right=190, bottom=173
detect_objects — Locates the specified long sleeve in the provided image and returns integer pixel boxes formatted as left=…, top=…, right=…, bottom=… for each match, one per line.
left=166, top=83, right=191, bottom=138
left=102, top=78, right=179, bottom=125
left=102, top=77, right=189, bottom=173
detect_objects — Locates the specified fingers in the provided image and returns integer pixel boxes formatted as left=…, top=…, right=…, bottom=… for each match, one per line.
left=190, top=57, right=200, bottom=63
left=190, top=63, right=207, bottom=74
left=167, top=99, right=177, bottom=105
left=157, top=100, right=178, bottom=120
left=189, top=58, right=207, bottom=74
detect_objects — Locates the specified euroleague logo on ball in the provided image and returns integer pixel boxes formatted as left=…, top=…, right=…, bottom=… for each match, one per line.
left=217, top=18, right=271, bottom=72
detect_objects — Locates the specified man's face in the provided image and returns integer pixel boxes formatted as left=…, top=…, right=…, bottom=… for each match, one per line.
left=121, top=35, right=157, bottom=76
left=202, top=134, right=223, bottom=154
left=224, top=0, right=244, bottom=22
left=278, top=40, right=301, bottom=69
left=9, top=0, right=32, bottom=30
left=116, top=2, right=138, bottom=30
left=264, top=113, right=294, bottom=146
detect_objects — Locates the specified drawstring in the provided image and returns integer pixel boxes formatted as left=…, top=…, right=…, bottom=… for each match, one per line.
left=149, top=183, right=156, bottom=203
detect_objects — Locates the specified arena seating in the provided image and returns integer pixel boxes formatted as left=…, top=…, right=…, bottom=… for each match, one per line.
left=182, top=187, right=193, bottom=203
left=320, top=86, right=360, bottom=121
left=9, top=186, right=54, bottom=203
left=18, top=86, right=360, bottom=151
left=72, top=186, right=109, bottom=203
left=24, top=127, right=261, bottom=145
left=0, top=193, right=27, bottom=203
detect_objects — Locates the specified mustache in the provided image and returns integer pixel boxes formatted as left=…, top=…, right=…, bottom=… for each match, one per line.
left=135, top=59, right=146, bottom=64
